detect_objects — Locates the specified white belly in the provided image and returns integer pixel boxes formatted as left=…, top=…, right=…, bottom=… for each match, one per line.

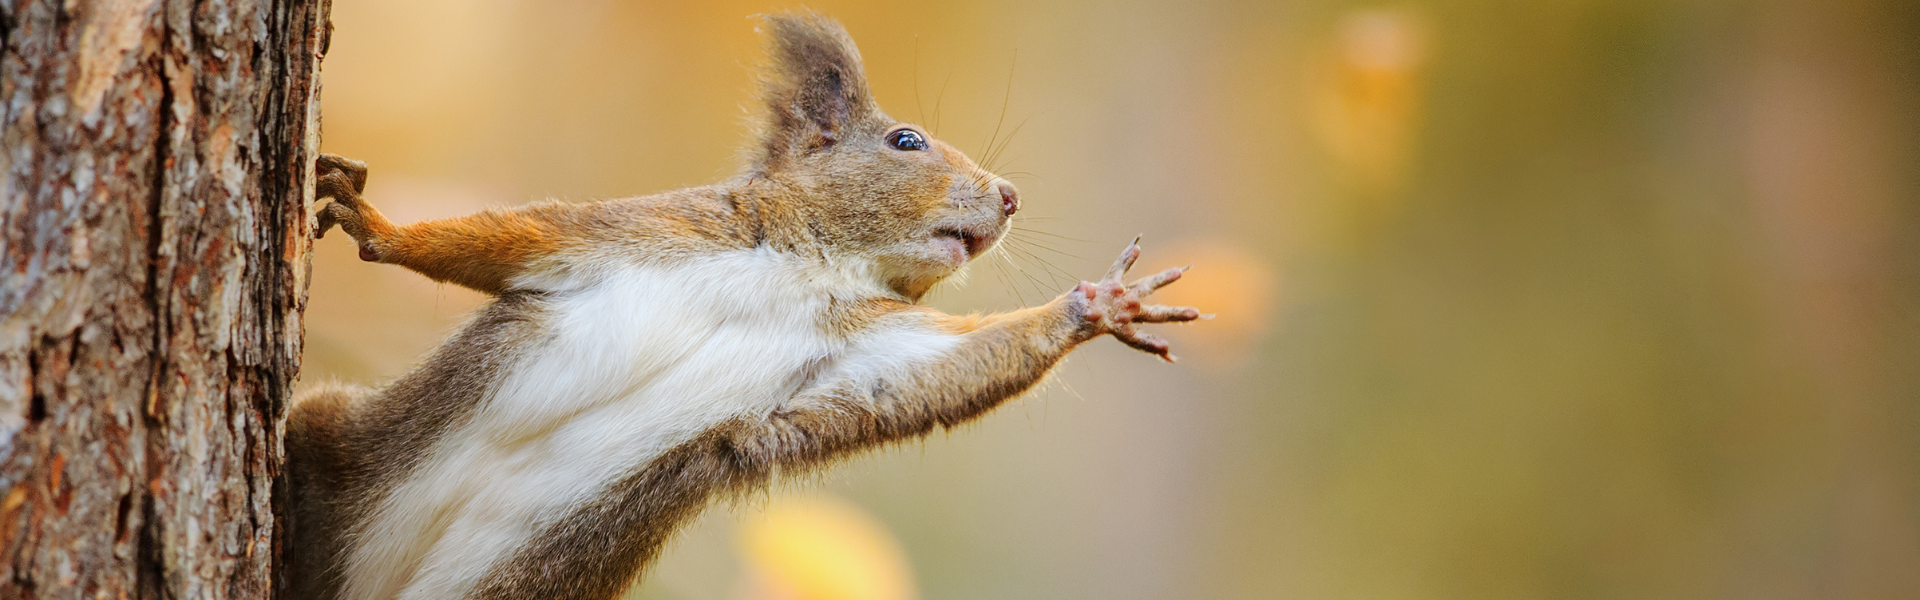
left=342, top=248, right=852, bottom=600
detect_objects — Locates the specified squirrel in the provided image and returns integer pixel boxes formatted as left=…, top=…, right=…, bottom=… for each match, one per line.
left=286, top=13, right=1203, bottom=600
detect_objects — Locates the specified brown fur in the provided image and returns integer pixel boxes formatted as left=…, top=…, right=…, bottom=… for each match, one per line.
left=290, top=12, right=1200, bottom=600
left=466, top=301, right=1088, bottom=599
left=287, top=296, right=551, bottom=600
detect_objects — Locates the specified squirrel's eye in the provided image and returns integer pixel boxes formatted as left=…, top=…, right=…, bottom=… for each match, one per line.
left=887, top=129, right=930, bottom=152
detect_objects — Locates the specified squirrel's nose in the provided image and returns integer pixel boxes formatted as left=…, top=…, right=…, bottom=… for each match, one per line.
left=994, top=179, right=1020, bottom=216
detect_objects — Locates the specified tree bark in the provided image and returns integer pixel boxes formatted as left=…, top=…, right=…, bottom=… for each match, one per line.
left=0, top=0, right=328, bottom=597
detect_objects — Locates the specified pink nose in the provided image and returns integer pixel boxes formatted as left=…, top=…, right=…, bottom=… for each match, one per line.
left=995, top=179, right=1020, bottom=216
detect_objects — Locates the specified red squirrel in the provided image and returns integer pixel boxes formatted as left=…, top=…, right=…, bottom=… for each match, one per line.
left=288, top=13, right=1203, bottom=600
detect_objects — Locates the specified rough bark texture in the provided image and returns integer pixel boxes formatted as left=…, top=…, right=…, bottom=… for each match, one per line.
left=0, top=0, right=328, bottom=597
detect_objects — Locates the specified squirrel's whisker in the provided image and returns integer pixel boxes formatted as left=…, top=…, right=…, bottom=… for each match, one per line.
left=983, top=115, right=1034, bottom=175
left=932, top=71, right=953, bottom=136
left=1009, top=236, right=1086, bottom=262
left=913, top=36, right=928, bottom=126
left=1001, top=239, right=1077, bottom=287
left=1011, top=227, right=1088, bottom=243
left=979, top=51, right=1018, bottom=174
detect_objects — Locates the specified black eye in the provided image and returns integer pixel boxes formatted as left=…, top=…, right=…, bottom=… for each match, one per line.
left=887, top=129, right=929, bottom=152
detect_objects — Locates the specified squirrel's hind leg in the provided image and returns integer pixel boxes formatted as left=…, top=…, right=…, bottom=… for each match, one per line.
left=285, top=382, right=370, bottom=600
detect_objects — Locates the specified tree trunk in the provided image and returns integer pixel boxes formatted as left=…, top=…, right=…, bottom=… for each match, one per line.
left=0, top=0, right=329, bottom=597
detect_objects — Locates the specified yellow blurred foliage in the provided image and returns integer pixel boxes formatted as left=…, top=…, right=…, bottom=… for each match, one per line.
left=736, top=496, right=916, bottom=600
left=1151, top=238, right=1277, bottom=369
left=1308, top=9, right=1430, bottom=198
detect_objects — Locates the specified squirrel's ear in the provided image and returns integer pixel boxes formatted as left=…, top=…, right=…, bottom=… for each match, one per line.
left=751, top=13, right=881, bottom=172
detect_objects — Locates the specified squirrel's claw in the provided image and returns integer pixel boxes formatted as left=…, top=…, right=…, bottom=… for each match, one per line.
left=1133, top=304, right=1201, bottom=323
left=1112, top=324, right=1176, bottom=362
left=1104, top=237, right=1142, bottom=283
left=314, top=154, right=371, bottom=241
left=1127, top=266, right=1186, bottom=297
left=310, top=153, right=388, bottom=262
left=316, top=201, right=356, bottom=239
left=1072, top=238, right=1204, bottom=362
left=316, top=153, right=369, bottom=196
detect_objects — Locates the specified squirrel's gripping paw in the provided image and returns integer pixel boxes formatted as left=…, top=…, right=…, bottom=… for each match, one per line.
left=1067, top=237, right=1204, bottom=362
left=312, top=153, right=381, bottom=261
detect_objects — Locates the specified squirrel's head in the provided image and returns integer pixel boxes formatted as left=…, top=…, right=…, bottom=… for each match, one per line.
left=747, top=14, right=1019, bottom=300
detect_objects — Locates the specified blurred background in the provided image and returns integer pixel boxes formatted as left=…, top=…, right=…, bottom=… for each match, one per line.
left=302, top=1, right=1920, bottom=598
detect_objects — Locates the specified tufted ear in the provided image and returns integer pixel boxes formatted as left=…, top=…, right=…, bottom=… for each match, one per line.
left=751, top=13, right=882, bottom=173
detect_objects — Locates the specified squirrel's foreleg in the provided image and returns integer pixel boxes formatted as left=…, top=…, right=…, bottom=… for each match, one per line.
left=314, top=154, right=573, bottom=295
left=737, top=241, right=1200, bottom=469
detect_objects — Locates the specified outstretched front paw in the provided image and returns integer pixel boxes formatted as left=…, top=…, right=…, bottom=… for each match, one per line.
left=313, top=153, right=383, bottom=261
left=1067, top=237, right=1204, bottom=362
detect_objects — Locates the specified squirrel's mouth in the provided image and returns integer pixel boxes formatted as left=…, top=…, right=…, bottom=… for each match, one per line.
left=933, top=227, right=992, bottom=259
